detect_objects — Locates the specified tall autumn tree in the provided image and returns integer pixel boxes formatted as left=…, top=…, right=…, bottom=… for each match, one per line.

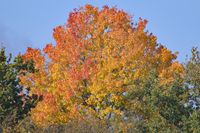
left=20, top=5, right=184, bottom=127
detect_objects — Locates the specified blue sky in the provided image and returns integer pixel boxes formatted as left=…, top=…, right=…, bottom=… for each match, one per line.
left=0, top=0, right=199, bottom=61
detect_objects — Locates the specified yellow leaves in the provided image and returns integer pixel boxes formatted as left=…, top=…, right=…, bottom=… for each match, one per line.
left=110, top=94, right=123, bottom=103
left=99, top=107, right=112, bottom=118
left=159, top=62, right=184, bottom=85
left=158, top=46, right=177, bottom=64
left=31, top=93, right=58, bottom=126
left=49, top=63, right=62, bottom=80
left=170, top=62, right=185, bottom=74
left=20, top=5, right=185, bottom=127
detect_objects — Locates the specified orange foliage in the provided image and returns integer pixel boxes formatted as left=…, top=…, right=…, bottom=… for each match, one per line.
left=20, top=5, right=183, bottom=126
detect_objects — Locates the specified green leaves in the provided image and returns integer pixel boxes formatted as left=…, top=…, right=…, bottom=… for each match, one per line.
left=0, top=48, right=38, bottom=132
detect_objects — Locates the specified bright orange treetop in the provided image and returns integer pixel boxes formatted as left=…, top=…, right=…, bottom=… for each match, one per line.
left=20, top=5, right=184, bottom=126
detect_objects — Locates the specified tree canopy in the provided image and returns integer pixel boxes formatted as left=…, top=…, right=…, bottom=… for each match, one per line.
left=20, top=5, right=184, bottom=126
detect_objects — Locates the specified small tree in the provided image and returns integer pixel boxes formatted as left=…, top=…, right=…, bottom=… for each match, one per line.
left=182, top=47, right=200, bottom=132
left=185, top=47, right=200, bottom=109
left=0, top=48, right=38, bottom=132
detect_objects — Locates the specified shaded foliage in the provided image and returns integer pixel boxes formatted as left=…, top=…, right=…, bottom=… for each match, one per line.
left=0, top=48, right=39, bottom=132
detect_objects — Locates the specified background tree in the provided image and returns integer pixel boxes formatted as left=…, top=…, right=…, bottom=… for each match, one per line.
left=0, top=48, right=38, bottom=132
left=182, top=47, right=200, bottom=133
left=123, top=47, right=199, bottom=133
left=185, top=47, right=200, bottom=109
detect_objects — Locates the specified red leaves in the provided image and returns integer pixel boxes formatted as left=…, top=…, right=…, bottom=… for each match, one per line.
left=43, top=43, right=53, bottom=54
left=137, top=18, right=148, bottom=31
left=23, top=47, right=44, bottom=68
